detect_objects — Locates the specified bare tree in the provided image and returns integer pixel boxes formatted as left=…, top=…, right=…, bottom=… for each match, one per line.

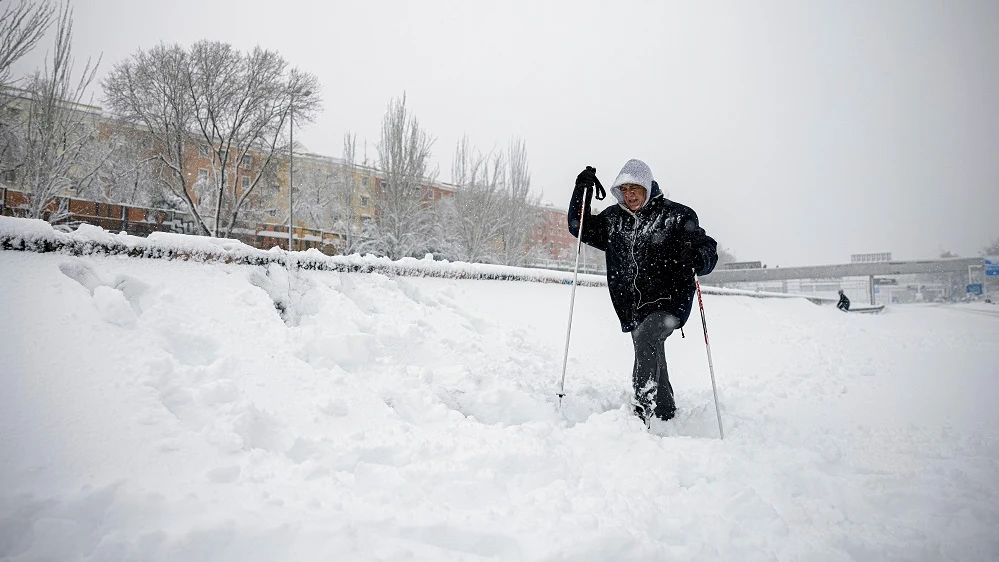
left=373, top=93, right=437, bottom=259
left=287, top=133, right=375, bottom=255
left=80, top=123, right=160, bottom=205
left=332, top=133, right=377, bottom=255
left=102, top=43, right=204, bottom=229
left=0, top=94, right=24, bottom=175
left=0, top=0, right=53, bottom=86
left=102, top=41, right=320, bottom=237
left=187, top=42, right=320, bottom=238
left=293, top=153, right=337, bottom=231
left=498, top=137, right=541, bottom=266
left=8, top=5, right=108, bottom=221
left=716, top=245, right=738, bottom=266
left=435, top=135, right=506, bottom=262
left=0, top=0, right=54, bottom=179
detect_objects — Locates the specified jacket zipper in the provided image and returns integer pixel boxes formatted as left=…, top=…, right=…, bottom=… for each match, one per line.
left=630, top=210, right=641, bottom=314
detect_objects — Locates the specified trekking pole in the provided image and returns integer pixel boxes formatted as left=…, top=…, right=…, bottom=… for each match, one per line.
left=694, top=269, right=724, bottom=439
left=557, top=186, right=590, bottom=409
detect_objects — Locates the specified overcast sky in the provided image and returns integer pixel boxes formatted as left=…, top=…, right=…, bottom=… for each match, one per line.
left=13, top=0, right=999, bottom=265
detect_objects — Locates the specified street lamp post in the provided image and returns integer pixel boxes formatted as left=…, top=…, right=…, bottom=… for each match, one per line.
left=288, top=93, right=295, bottom=252
left=288, top=89, right=311, bottom=252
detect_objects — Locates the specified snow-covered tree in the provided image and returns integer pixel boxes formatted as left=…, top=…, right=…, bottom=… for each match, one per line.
left=0, top=0, right=53, bottom=87
left=290, top=133, right=379, bottom=255
left=434, top=135, right=506, bottom=262
left=102, top=44, right=201, bottom=226
left=187, top=43, right=320, bottom=238
left=372, top=93, right=437, bottom=259
left=0, top=0, right=54, bottom=170
left=716, top=245, right=738, bottom=266
left=102, top=41, right=320, bottom=237
left=498, top=137, right=541, bottom=266
left=6, top=5, right=110, bottom=221
left=79, top=122, right=161, bottom=206
left=291, top=153, right=336, bottom=231
left=332, top=133, right=378, bottom=255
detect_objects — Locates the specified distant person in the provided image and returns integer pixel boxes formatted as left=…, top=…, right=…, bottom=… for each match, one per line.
left=568, top=159, right=718, bottom=424
left=837, top=290, right=851, bottom=311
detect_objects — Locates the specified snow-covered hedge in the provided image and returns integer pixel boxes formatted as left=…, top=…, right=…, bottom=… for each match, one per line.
left=0, top=216, right=816, bottom=300
left=0, top=216, right=608, bottom=286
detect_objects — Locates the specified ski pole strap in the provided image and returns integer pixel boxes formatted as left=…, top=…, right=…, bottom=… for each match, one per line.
left=593, top=176, right=606, bottom=200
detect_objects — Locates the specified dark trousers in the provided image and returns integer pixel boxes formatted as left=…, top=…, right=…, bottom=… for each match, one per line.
left=630, top=311, right=676, bottom=421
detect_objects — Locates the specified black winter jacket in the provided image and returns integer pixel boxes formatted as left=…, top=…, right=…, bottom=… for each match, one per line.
left=568, top=184, right=718, bottom=332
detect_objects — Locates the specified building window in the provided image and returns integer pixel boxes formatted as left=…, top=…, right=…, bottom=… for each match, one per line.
left=241, top=176, right=250, bottom=189
left=198, top=145, right=209, bottom=158
left=241, top=154, right=252, bottom=168
left=361, top=176, right=369, bottom=187
left=197, top=168, right=208, bottom=182
left=360, top=195, right=370, bottom=207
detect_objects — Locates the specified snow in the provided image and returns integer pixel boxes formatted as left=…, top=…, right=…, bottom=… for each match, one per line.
left=2, top=221, right=999, bottom=560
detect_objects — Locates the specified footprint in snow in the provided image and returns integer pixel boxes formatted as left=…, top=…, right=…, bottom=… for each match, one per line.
left=59, top=259, right=153, bottom=327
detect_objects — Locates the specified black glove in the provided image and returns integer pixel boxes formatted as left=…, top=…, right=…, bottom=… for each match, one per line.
left=575, top=166, right=606, bottom=200
left=678, top=242, right=703, bottom=272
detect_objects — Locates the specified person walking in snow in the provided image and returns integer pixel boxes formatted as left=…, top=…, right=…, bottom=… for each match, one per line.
left=837, top=290, right=851, bottom=311
left=568, top=159, right=718, bottom=423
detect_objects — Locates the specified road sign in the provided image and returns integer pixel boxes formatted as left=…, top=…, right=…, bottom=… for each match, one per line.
left=874, top=277, right=897, bottom=286
left=851, top=252, right=892, bottom=264
left=983, top=259, right=999, bottom=276
left=966, top=284, right=983, bottom=295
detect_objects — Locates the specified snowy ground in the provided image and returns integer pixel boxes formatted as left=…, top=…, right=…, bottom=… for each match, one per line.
left=1, top=249, right=998, bottom=561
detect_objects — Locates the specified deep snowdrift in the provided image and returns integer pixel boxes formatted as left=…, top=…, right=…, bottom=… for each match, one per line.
left=1, top=246, right=997, bottom=561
